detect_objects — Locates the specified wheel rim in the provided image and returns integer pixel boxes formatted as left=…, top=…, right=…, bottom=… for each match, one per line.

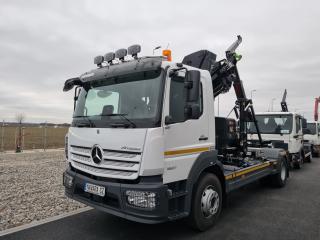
left=201, top=185, right=219, bottom=218
left=280, top=163, right=286, bottom=181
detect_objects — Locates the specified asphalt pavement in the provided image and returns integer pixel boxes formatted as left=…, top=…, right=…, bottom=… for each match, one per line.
left=2, top=158, right=320, bottom=240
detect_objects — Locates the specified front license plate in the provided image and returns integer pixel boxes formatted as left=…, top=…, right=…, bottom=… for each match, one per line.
left=84, top=183, right=105, bottom=197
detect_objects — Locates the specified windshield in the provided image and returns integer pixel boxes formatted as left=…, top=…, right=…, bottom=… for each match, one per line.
left=307, top=123, right=317, bottom=135
left=248, top=114, right=293, bottom=134
left=72, top=69, right=164, bottom=128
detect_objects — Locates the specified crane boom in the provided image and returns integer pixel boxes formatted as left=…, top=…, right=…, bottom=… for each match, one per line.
left=281, top=89, right=289, bottom=112
left=315, top=97, right=320, bottom=121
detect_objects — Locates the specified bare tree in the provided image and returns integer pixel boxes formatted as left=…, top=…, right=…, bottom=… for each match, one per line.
left=15, top=113, right=26, bottom=152
left=15, top=113, right=26, bottom=124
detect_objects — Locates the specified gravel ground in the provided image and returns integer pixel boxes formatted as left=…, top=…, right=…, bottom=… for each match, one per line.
left=0, top=150, right=85, bottom=231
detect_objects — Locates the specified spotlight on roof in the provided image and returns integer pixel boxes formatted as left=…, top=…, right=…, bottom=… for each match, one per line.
left=94, top=55, right=104, bottom=67
left=104, top=52, right=115, bottom=64
left=128, top=44, right=141, bottom=59
left=115, top=48, right=127, bottom=61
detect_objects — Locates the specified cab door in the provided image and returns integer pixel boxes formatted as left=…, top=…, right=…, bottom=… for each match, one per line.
left=291, top=115, right=303, bottom=154
left=162, top=70, right=211, bottom=184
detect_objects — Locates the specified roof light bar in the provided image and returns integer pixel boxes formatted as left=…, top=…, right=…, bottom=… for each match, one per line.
left=94, top=55, right=104, bottom=67
left=128, top=44, right=141, bottom=59
left=104, top=52, right=115, bottom=64
left=115, top=48, right=127, bottom=61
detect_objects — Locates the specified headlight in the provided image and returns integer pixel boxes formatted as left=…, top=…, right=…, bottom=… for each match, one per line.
left=65, top=134, right=68, bottom=160
left=125, top=190, right=157, bottom=209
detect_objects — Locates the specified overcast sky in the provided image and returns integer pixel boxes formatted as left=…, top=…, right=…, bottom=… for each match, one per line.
left=0, top=0, right=319, bottom=123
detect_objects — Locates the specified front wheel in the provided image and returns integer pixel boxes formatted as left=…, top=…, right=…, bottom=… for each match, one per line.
left=293, top=152, right=303, bottom=169
left=306, top=151, right=313, bottom=163
left=188, top=174, right=222, bottom=231
left=271, top=159, right=288, bottom=187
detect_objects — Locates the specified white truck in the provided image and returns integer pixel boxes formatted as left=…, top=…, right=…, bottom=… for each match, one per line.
left=63, top=36, right=288, bottom=231
left=248, top=90, right=312, bottom=168
left=304, top=97, right=320, bottom=156
left=304, top=121, right=320, bottom=156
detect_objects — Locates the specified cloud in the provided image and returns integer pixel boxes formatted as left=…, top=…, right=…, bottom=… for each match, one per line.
left=0, top=0, right=319, bottom=122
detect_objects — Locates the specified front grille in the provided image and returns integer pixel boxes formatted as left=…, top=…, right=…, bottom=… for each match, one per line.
left=69, top=145, right=141, bottom=180
left=73, top=161, right=136, bottom=177
left=104, top=150, right=139, bottom=159
left=71, top=145, right=91, bottom=155
left=71, top=153, right=91, bottom=163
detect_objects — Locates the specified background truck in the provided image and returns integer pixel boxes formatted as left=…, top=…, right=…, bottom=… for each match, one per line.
left=63, top=36, right=288, bottom=231
left=304, top=97, right=320, bottom=156
left=248, top=90, right=312, bottom=168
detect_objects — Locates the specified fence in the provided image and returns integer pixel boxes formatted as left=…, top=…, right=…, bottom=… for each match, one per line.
left=0, top=126, right=68, bottom=152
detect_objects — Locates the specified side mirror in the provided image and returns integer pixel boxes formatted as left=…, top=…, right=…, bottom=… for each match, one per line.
left=301, top=118, right=307, bottom=129
left=185, top=104, right=201, bottom=119
left=185, top=70, right=200, bottom=102
left=303, top=128, right=311, bottom=134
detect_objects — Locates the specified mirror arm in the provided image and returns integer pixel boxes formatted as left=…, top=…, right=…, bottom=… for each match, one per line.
left=73, top=86, right=80, bottom=111
left=169, top=67, right=188, bottom=78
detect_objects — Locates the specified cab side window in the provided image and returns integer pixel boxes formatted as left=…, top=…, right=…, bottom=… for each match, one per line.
left=169, top=75, right=203, bottom=123
left=169, top=76, right=186, bottom=123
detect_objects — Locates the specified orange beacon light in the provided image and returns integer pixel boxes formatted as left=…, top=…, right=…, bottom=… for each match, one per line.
left=162, top=49, right=172, bottom=61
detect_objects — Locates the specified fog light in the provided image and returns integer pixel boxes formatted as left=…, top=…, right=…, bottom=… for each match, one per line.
left=125, top=190, right=157, bottom=209
left=63, top=173, right=74, bottom=188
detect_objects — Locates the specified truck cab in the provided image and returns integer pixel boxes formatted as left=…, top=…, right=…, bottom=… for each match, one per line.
left=304, top=121, right=320, bottom=156
left=63, top=40, right=288, bottom=231
left=248, top=112, right=306, bottom=168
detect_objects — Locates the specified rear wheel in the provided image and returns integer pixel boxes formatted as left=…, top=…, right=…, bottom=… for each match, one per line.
left=188, top=174, right=222, bottom=231
left=271, top=159, right=288, bottom=187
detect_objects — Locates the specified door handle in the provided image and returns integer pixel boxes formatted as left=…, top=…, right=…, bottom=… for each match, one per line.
left=199, top=136, right=208, bottom=141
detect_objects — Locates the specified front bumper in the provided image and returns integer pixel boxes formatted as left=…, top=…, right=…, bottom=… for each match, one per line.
left=63, top=168, right=169, bottom=224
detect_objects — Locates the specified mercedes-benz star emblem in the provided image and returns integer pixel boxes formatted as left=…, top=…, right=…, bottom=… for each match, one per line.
left=91, top=145, right=103, bottom=164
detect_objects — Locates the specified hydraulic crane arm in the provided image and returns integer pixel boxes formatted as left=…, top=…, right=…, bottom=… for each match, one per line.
left=281, top=89, right=289, bottom=112
left=182, top=35, right=263, bottom=156
left=315, top=97, right=320, bottom=121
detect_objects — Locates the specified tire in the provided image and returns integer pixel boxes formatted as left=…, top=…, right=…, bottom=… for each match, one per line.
left=293, top=152, right=303, bottom=169
left=188, top=174, right=222, bottom=231
left=271, top=159, right=288, bottom=188
left=306, top=151, right=313, bottom=163
left=311, top=146, right=318, bottom=158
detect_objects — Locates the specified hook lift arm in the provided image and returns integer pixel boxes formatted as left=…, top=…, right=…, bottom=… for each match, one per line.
left=209, top=35, right=263, bottom=156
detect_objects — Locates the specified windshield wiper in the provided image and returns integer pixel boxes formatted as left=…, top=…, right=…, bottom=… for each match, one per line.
left=73, top=115, right=95, bottom=127
left=100, top=113, right=137, bottom=128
